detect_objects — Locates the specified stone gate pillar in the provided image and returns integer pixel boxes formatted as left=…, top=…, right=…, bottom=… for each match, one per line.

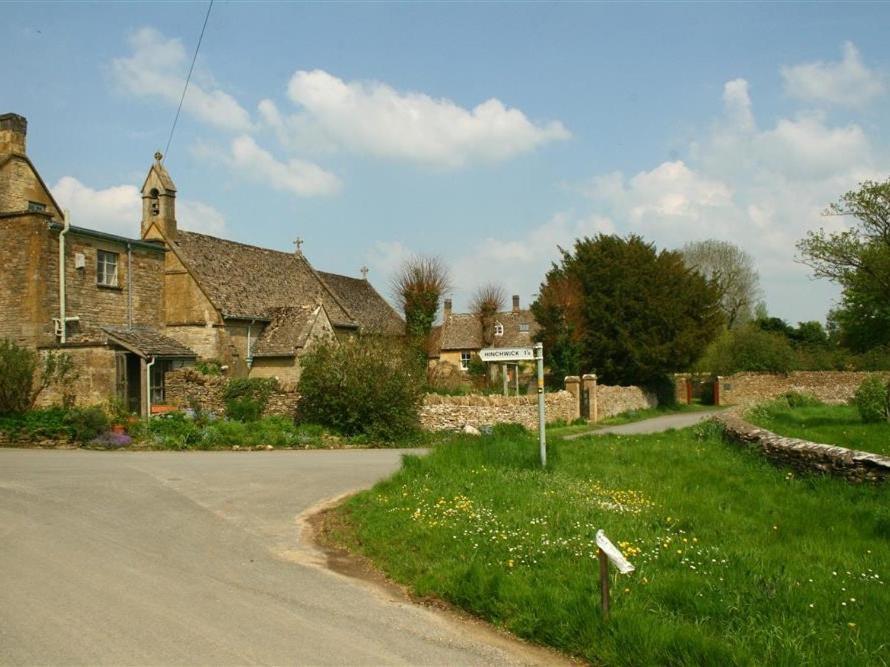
left=582, top=373, right=598, bottom=423
left=564, top=376, right=581, bottom=421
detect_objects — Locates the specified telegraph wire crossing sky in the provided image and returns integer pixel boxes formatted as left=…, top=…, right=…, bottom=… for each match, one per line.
left=5, top=1, right=890, bottom=323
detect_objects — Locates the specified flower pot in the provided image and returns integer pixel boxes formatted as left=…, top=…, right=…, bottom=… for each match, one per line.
left=111, top=423, right=126, bottom=435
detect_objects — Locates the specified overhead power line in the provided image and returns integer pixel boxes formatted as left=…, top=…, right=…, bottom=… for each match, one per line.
left=163, top=0, right=214, bottom=162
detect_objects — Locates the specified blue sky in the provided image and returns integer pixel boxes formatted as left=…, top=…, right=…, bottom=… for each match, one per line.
left=6, top=2, right=890, bottom=323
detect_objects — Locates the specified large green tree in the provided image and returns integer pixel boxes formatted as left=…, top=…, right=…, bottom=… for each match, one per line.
left=531, top=234, right=723, bottom=386
left=797, top=179, right=890, bottom=351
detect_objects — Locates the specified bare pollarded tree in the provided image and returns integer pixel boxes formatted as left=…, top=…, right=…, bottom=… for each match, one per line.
left=391, top=255, right=451, bottom=344
left=681, top=240, right=761, bottom=329
left=471, top=283, right=506, bottom=346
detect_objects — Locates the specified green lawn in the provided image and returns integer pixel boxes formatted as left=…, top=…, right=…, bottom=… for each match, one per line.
left=748, top=402, right=890, bottom=457
left=331, top=425, right=890, bottom=666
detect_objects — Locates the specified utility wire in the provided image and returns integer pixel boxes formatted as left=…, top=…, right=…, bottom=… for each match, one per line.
left=163, top=0, right=214, bottom=162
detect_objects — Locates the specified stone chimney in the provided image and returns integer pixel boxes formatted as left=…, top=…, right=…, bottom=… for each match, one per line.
left=512, top=294, right=520, bottom=313
left=443, top=298, right=452, bottom=318
left=0, top=113, right=27, bottom=155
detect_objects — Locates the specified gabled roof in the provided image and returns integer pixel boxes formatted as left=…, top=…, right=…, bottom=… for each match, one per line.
left=252, top=306, right=325, bottom=358
left=436, top=310, right=540, bottom=353
left=141, top=154, right=177, bottom=193
left=171, top=231, right=357, bottom=327
left=102, top=326, right=196, bottom=358
left=318, top=271, right=404, bottom=336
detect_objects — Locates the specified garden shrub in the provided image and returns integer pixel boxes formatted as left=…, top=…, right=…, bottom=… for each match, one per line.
left=0, top=340, right=79, bottom=414
left=0, top=406, right=109, bottom=442
left=63, top=406, right=110, bottom=441
left=780, top=391, right=823, bottom=408
left=853, top=375, right=890, bottom=423
left=194, top=358, right=224, bottom=375
left=298, top=336, right=424, bottom=441
left=223, top=377, right=278, bottom=422
left=0, top=339, right=38, bottom=414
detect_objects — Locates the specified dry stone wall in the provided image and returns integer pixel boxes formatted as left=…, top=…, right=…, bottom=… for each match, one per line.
left=717, top=413, right=890, bottom=483
left=421, top=391, right=578, bottom=432
left=164, top=368, right=300, bottom=418
left=717, top=371, right=890, bottom=406
left=596, top=384, right=657, bottom=419
left=0, top=431, right=74, bottom=449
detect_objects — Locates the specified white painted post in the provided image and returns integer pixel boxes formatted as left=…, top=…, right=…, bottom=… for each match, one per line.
left=535, top=342, right=546, bottom=467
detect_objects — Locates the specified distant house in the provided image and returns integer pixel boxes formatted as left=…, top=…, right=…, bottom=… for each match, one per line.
left=428, top=295, right=539, bottom=371
left=0, top=112, right=403, bottom=414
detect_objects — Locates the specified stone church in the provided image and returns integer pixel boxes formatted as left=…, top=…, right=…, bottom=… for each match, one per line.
left=0, top=113, right=403, bottom=415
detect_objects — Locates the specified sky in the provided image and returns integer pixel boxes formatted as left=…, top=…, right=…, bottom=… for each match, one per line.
left=5, top=2, right=890, bottom=324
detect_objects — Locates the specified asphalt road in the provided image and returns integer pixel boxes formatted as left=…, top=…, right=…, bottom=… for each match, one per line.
left=564, top=409, right=724, bottom=439
left=0, top=449, right=557, bottom=666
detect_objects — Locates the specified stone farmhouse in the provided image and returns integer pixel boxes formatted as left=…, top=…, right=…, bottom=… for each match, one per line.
left=0, top=113, right=403, bottom=415
left=428, top=295, right=539, bottom=372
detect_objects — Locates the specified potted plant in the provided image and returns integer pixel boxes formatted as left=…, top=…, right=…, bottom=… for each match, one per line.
left=107, top=398, right=130, bottom=434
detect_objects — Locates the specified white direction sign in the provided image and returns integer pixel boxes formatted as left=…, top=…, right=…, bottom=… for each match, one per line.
left=596, top=530, right=635, bottom=574
left=478, top=347, right=536, bottom=362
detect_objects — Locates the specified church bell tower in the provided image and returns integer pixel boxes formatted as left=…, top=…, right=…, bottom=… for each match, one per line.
left=141, top=151, right=178, bottom=241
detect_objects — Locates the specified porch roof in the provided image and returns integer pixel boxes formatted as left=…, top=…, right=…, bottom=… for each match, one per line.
left=101, top=326, right=197, bottom=359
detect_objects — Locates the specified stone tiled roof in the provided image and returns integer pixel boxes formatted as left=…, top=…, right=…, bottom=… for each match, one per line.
left=252, top=306, right=323, bottom=358
left=102, top=326, right=197, bottom=358
left=436, top=310, right=540, bottom=353
left=172, top=231, right=356, bottom=327
left=318, top=271, right=404, bottom=336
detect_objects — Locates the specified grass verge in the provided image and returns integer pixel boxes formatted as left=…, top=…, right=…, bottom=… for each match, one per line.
left=329, top=423, right=889, bottom=665
left=748, top=401, right=890, bottom=457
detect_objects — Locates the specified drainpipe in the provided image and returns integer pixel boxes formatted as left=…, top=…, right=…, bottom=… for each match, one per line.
left=145, top=356, right=156, bottom=418
left=59, top=210, right=71, bottom=343
left=246, top=320, right=255, bottom=371
left=127, top=243, right=133, bottom=330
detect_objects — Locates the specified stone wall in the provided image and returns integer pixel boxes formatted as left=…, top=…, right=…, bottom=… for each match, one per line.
left=567, top=375, right=657, bottom=423
left=420, top=390, right=578, bottom=432
left=597, top=384, right=658, bottom=419
left=0, top=431, right=74, bottom=449
left=717, top=413, right=890, bottom=483
left=717, top=371, right=890, bottom=406
left=163, top=368, right=300, bottom=418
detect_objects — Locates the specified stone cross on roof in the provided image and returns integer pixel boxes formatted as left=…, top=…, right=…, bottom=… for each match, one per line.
left=293, top=237, right=303, bottom=255
left=360, top=265, right=368, bottom=280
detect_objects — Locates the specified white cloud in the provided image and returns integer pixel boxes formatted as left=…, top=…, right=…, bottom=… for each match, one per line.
left=177, top=200, right=227, bottom=236
left=723, top=78, right=755, bottom=131
left=781, top=42, right=885, bottom=108
left=111, top=27, right=252, bottom=133
left=365, top=241, right=412, bottom=282
left=52, top=177, right=141, bottom=237
left=575, top=75, right=890, bottom=321
left=51, top=176, right=228, bottom=237
left=260, top=69, right=570, bottom=167
left=226, top=135, right=341, bottom=196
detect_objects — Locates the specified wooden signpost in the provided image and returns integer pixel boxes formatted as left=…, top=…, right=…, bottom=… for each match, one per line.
left=478, top=344, right=547, bottom=467
left=595, top=529, right=635, bottom=619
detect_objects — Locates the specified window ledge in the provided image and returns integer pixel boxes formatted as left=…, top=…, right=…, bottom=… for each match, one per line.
left=97, top=284, right=124, bottom=291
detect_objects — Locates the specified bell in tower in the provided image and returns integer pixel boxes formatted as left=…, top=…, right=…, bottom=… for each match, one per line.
left=140, top=151, right=178, bottom=241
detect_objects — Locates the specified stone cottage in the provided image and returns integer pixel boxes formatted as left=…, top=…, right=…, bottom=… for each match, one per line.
left=428, top=295, right=540, bottom=372
left=0, top=113, right=195, bottom=415
left=0, top=112, right=404, bottom=414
